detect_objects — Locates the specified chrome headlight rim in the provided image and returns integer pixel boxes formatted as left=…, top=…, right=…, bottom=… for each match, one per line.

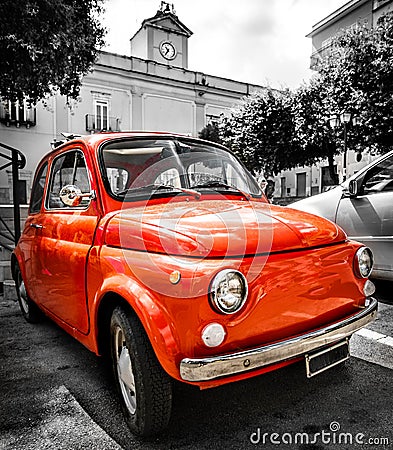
left=209, top=269, right=248, bottom=315
left=354, top=246, right=374, bottom=279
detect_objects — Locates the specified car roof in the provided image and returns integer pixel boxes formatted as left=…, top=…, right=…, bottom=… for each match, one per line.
left=50, top=131, right=225, bottom=153
left=37, top=131, right=230, bottom=172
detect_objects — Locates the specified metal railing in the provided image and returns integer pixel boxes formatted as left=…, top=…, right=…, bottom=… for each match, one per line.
left=85, top=114, right=121, bottom=132
left=0, top=103, right=36, bottom=128
left=0, top=142, right=26, bottom=247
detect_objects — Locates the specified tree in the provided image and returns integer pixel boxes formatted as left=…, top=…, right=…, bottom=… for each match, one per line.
left=0, top=0, right=105, bottom=104
left=317, top=12, right=393, bottom=154
left=198, top=122, right=222, bottom=144
left=219, top=88, right=301, bottom=176
left=292, top=79, right=339, bottom=184
left=218, top=85, right=339, bottom=181
left=219, top=13, right=393, bottom=182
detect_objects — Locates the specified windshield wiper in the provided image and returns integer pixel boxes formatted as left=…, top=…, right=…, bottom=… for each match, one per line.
left=118, top=183, right=201, bottom=200
left=192, top=181, right=252, bottom=199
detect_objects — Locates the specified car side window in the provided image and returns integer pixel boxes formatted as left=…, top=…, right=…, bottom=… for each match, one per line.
left=46, top=150, right=91, bottom=209
left=362, top=156, right=393, bottom=195
left=29, top=162, right=48, bottom=214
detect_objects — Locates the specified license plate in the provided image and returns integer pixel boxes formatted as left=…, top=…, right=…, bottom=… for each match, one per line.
left=305, top=339, right=350, bottom=378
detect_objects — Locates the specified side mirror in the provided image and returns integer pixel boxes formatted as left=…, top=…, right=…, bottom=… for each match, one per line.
left=59, top=185, right=95, bottom=207
left=348, top=179, right=358, bottom=197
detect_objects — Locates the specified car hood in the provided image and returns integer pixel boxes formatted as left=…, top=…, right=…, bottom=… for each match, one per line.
left=104, top=199, right=346, bottom=257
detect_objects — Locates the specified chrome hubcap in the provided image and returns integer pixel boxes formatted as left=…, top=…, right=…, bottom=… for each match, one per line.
left=115, top=326, right=137, bottom=414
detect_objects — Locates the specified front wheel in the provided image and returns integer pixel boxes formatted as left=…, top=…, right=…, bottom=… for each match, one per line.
left=110, top=306, right=172, bottom=437
left=15, top=266, right=42, bottom=323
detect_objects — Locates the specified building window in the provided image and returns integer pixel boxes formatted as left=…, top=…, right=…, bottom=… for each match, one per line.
left=85, top=96, right=120, bottom=133
left=321, top=37, right=332, bottom=49
left=0, top=99, right=36, bottom=128
left=373, top=0, right=391, bottom=10
left=95, top=100, right=109, bottom=131
left=206, top=114, right=221, bottom=125
left=280, top=177, right=286, bottom=197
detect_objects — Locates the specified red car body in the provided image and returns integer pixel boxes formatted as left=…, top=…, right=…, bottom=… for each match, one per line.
left=12, top=132, right=377, bottom=436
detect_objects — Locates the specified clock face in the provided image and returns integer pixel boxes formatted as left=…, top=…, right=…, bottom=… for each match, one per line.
left=159, top=41, right=177, bottom=60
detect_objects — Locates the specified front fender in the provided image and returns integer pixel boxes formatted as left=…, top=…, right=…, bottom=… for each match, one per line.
left=90, top=273, right=182, bottom=380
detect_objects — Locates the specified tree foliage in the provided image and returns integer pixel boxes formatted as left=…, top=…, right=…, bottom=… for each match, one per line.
left=291, top=78, right=339, bottom=183
left=218, top=12, right=393, bottom=178
left=0, top=0, right=105, bottom=104
left=218, top=85, right=338, bottom=180
left=219, top=89, right=301, bottom=175
left=317, top=13, right=393, bottom=154
left=198, top=122, right=222, bottom=144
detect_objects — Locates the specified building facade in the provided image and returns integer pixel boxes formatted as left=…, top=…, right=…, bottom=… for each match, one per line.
left=274, top=0, right=393, bottom=202
left=0, top=2, right=265, bottom=205
left=309, top=0, right=393, bottom=69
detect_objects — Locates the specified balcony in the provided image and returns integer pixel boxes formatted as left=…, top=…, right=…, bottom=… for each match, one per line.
left=0, top=106, right=36, bottom=128
left=85, top=114, right=121, bottom=132
left=309, top=44, right=338, bottom=70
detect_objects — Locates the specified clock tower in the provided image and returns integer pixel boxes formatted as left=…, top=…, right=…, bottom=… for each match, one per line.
left=130, top=2, right=193, bottom=69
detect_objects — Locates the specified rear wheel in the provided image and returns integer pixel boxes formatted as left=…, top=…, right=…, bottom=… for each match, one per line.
left=110, top=306, right=172, bottom=436
left=15, top=266, right=42, bottom=323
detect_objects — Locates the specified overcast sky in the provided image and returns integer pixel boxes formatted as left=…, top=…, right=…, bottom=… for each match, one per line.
left=102, top=0, right=346, bottom=90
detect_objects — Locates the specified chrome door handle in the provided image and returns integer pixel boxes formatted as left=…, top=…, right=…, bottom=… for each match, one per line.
left=30, top=223, right=43, bottom=229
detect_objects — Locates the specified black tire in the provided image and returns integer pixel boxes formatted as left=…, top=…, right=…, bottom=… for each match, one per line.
left=110, top=306, right=172, bottom=437
left=15, top=266, right=42, bottom=323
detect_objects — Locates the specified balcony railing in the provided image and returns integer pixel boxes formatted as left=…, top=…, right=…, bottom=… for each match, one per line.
left=85, top=114, right=121, bottom=132
left=309, top=44, right=338, bottom=69
left=0, top=108, right=36, bottom=128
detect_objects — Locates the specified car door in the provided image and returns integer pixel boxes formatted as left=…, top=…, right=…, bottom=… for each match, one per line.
left=336, top=153, right=393, bottom=278
left=30, top=147, right=100, bottom=333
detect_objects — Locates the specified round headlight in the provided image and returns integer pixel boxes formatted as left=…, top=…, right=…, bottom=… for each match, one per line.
left=209, top=270, right=248, bottom=314
left=354, top=247, right=373, bottom=278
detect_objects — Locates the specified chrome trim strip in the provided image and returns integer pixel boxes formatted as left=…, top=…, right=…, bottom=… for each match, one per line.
left=180, top=298, right=378, bottom=382
left=371, top=269, right=393, bottom=281
left=348, top=235, right=393, bottom=242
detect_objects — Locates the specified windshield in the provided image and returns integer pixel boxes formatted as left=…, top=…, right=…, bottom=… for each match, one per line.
left=100, top=138, right=262, bottom=200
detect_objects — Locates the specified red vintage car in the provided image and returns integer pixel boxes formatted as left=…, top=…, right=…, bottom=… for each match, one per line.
left=12, top=132, right=377, bottom=436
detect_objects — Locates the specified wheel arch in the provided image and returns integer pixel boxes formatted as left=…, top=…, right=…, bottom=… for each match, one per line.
left=96, top=292, right=131, bottom=358
left=94, top=286, right=181, bottom=380
left=10, top=253, right=19, bottom=281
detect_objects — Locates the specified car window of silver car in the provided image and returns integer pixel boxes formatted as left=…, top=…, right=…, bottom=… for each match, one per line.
left=361, top=156, right=393, bottom=195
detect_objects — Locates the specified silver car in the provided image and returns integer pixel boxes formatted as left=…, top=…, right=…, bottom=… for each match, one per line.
left=291, top=150, right=393, bottom=281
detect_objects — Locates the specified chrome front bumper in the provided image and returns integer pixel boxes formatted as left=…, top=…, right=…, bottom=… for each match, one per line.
left=180, top=298, right=378, bottom=382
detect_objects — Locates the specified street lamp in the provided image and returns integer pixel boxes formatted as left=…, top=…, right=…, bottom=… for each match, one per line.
left=329, top=115, right=340, bottom=129
left=329, top=112, right=359, bottom=181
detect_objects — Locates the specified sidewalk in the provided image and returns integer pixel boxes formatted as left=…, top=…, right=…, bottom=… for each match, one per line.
left=1, top=385, right=122, bottom=450
left=0, top=298, right=124, bottom=450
